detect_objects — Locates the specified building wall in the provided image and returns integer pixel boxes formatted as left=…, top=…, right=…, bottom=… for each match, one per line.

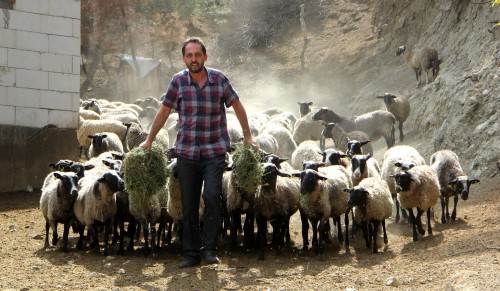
left=0, top=0, right=81, bottom=192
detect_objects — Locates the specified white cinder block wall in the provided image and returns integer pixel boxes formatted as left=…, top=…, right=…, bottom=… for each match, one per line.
left=0, top=0, right=80, bottom=129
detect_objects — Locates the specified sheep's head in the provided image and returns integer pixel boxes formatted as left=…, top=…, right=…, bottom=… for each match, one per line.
left=396, top=45, right=406, bottom=56
left=394, top=171, right=412, bottom=192
left=88, top=133, right=108, bottom=152
left=322, top=149, right=348, bottom=166
left=54, top=171, right=79, bottom=200
left=351, top=153, right=371, bottom=180
left=297, top=101, right=313, bottom=117
left=293, top=169, right=327, bottom=196
left=347, top=138, right=370, bottom=157
left=98, top=170, right=125, bottom=193
left=448, top=176, right=480, bottom=200
left=261, top=163, right=290, bottom=189
left=302, top=160, right=325, bottom=171
left=263, top=154, right=287, bottom=169
left=376, top=92, right=397, bottom=107
left=345, top=186, right=369, bottom=209
left=321, top=122, right=336, bottom=139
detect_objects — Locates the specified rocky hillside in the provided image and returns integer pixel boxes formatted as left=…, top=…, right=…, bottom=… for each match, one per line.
left=213, top=0, right=499, bottom=179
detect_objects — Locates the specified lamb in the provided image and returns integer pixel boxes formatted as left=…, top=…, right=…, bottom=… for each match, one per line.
left=393, top=165, right=440, bottom=242
left=350, top=153, right=381, bottom=186
left=291, top=165, right=350, bottom=255
left=322, top=122, right=373, bottom=155
left=88, top=132, right=124, bottom=158
left=381, top=145, right=426, bottom=222
left=39, top=171, right=80, bottom=252
left=396, top=45, right=440, bottom=88
left=344, top=177, right=393, bottom=253
left=313, top=107, right=395, bottom=148
left=430, top=150, right=480, bottom=224
left=73, top=170, right=125, bottom=255
left=290, top=140, right=323, bottom=170
left=376, top=93, right=411, bottom=142
left=77, top=119, right=129, bottom=159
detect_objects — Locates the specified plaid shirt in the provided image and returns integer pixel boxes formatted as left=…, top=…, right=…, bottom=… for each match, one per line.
left=162, top=67, right=239, bottom=160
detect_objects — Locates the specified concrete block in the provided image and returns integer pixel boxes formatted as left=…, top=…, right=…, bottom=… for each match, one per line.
left=7, top=87, right=41, bottom=107
left=71, top=93, right=80, bottom=111
left=16, top=69, right=49, bottom=90
left=49, top=0, right=80, bottom=19
left=0, top=29, right=16, bottom=48
left=48, top=109, right=78, bottom=129
left=7, top=49, right=41, bottom=70
left=15, top=107, right=48, bottom=127
left=0, top=85, right=7, bottom=103
left=0, top=105, right=15, bottom=125
left=14, top=0, right=49, bottom=14
left=72, top=56, right=81, bottom=75
left=48, top=35, right=80, bottom=56
left=73, top=19, right=80, bottom=38
left=48, top=72, right=79, bottom=93
left=17, top=31, right=49, bottom=52
left=0, top=48, right=7, bottom=66
left=8, top=10, right=41, bottom=32
left=0, top=67, right=16, bottom=87
left=41, top=15, right=73, bottom=36
left=41, top=53, right=72, bottom=73
left=40, top=90, right=73, bottom=110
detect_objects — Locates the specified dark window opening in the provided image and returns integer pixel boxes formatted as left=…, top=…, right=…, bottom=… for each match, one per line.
left=0, top=0, right=15, bottom=10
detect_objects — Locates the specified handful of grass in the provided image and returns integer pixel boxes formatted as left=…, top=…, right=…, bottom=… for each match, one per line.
left=232, top=144, right=263, bottom=195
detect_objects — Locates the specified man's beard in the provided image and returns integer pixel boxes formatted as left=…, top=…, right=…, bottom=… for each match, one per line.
left=188, top=62, right=204, bottom=73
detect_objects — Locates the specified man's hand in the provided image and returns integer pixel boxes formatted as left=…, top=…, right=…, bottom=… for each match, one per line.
left=139, top=139, right=153, bottom=151
left=243, top=135, right=259, bottom=151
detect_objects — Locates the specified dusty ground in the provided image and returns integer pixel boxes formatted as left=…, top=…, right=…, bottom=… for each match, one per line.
left=1, top=169, right=498, bottom=290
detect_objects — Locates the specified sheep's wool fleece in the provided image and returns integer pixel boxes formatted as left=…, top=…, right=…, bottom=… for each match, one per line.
left=257, top=177, right=300, bottom=219
left=381, top=145, right=426, bottom=194
left=353, top=177, right=393, bottom=224
left=319, top=165, right=351, bottom=216
left=397, top=165, right=440, bottom=211
left=74, top=177, right=117, bottom=226
left=291, top=140, right=323, bottom=170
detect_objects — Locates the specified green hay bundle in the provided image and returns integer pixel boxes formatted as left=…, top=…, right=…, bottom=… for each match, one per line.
left=232, top=144, right=263, bottom=195
left=122, top=141, right=167, bottom=200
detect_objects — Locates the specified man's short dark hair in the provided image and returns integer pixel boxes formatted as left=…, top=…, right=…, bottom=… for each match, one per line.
left=182, top=37, right=207, bottom=56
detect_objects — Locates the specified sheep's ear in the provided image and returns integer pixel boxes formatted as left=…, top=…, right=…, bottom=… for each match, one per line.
left=53, top=172, right=63, bottom=179
left=291, top=172, right=301, bottom=178
left=308, top=102, right=313, bottom=106
left=361, top=140, right=371, bottom=146
left=340, top=153, right=348, bottom=158
left=394, top=162, right=403, bottom=167
left=343, top=188, right=350, bottom=193
left=88, top=135, right=94, bottom=139
left=98, top=177, right=105, bottom=183
left=84, top=164, right=95, bottom=171
left=48, top=163, right=56, bottom=169
left=317, top=173, right=329, bottom=180
left=279, top=158, right=288, bottom=163
left=102, top=134, right=107, bottom=139
left=366, top=153, right=372, bottom=159
left=376, top=96, right=384, bottom=99
left=469, top=179, right=480, bottom=184
left=102, top=160, right=112, bottom=167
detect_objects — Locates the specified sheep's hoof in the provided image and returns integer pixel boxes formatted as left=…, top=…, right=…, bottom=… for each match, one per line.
left=412, top=236, right=418, bottom=242
left=441, top=218, right=446, bottom=224
left=52, top=237, right=59, bottom=246
left=451, top=214, right=456, bottom=220
left=302, top=245, right=308, bottom=251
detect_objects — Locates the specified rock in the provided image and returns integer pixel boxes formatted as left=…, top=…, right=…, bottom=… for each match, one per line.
left=444, top=270, right=479, bottom=291
left=86, top=272, right=105, bottom=278
left=385, top=276, right=400, bottom=287
left=180, top=272, right=188, bottom=278
left=117, top=269, right=125, bottom=274
left=32, top=234, right=44, bottom=240
left=31, top=266, right=41, bottom=271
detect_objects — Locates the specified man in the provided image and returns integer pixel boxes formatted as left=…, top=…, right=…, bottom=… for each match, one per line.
left=140, top=37, right=255, bottom=268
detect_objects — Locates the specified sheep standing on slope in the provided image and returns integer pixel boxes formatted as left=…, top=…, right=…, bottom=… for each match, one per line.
left=322, top=122, right=372, bottom=155
left=313, top=108, right=395, bottom=148
left=394, top=165, right=440, bottom=242
left=376, top=93, right=411, bottom=142
left=396, top=45, right=440, bottom=88
left=344, top=177, right=393, bottom=253
left=430, top=150, right=480, bottom=224
left=40, top=172, right=80, bottom=252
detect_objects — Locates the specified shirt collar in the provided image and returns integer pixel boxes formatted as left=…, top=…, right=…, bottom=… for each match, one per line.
left=186, top=67, right=214, bottom=85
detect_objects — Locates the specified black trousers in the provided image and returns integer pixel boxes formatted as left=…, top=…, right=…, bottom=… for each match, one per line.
left=176, top=154, right=225, bottom=257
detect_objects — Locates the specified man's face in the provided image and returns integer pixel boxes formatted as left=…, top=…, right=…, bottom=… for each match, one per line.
left=183, top=42, right=207, bottom=74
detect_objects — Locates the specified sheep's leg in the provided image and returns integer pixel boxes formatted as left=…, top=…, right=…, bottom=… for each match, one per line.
left=372, top=220, right=380, bottom=253
left=320, top=137, right=325, bottom=152
left=111, top=219, right=119, bottom=245
left=243, top=211, right=255, bottom=250
left=445, top=197, right=450, bottom=221
left=44, top=220, right=50, bottom=248
left=350, top=209, right=357, bottom=239
left=317, top=218, right=326, bottom=255
left=50, top=220, right=59, bottom=246
left=393, top=194, right=400, bottom=223
left=415, top=70, right=420, bottom=88
left=440, top=195, right=447, bottom=224
left=151, top=223, right=158, bottom=258
left=335, top=216, right=343, bottom=244
left=256, top=215, right=266, bottom=261
left=165, top=220, right=173, bottom=246
left=89, top=224, right=100, bottom=250
left=451, top=194, right=459, bottom=221
left=299, top=210, right=309, bottom=251
left=62, top=221, right=70, bottom=253
left=322, top=219, right=331, bottom=244
left=399, top=121, right=404, bottom=142
left=407, top=208, right=418, bottom=242
left=426, top=209, right=433, bottom=235
left=382, top=219, right=388, bottom=245
left=127, top=220, right=137, bottom=252
left=311, top=219, right=319, bottom=253
left=344, top=212, right=350, bottom=249
left=103, top=220, right=112, bottom=256
left=76, top=223, right=85, bottom=250
left=156, top=222, right=164, bottom=250
left=361, top=221, right=370, bottom=248
left=415, top=209, right=425, bottom=236
left=367, top=221, right=373, bottom=247
left=117, top=220, right=126, bottom=255
left=284, top=216, right=291, bottom=244
left=143, top=222, right=150, bottom=257
left=229, top=211, right=240, bottom=250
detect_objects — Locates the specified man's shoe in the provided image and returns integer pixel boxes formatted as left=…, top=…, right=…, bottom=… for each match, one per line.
left=178, top=256, right=201, bottom=268
left=202, top=250, right=220, bottom=264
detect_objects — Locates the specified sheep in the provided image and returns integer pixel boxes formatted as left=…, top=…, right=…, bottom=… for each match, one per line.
left=254, top=133, right=279, bottom=155
left=344, top=177, right=393, bottom=253
left=83, top=100, right=140, bottom=116
left=77, top=119, right=129, bottom=159
left=79, top=109, right=101, bottom=120
left=48, top=160, right=95, bottom=179
left=262, top=107, right=283, bottom=116
left=39, top=171, right=80, bottom=252
left=376, top=93, right=411, bottom=142
left=138, top=106, right=158, bottom=130
left=430, top=150, right=480, bottom=224
left=259, top=124, right=297, bottom=159
left=396, top=45, right=440, bottom=88
left=254, top=163, right=300, bottom=260
left=291, top=165, right=350, bottom=255
left=292, top=112, right=324, bottom=148
left=100, top=111, right=140, bottom=125
left=346, top=138, right=372, bottom=158
left=73, top=170, right=125, bottom=255
left=248, top=112, right=270, bottom=136
left=262, top=153, right=295, bottom=173
left=297, top=101, right=314, bottom=117
left=322, top=122, right=373, bottom=155
left=136, top=96, right=161, bottom=110
left=321, top=148, right=351, bottom=169
left=269, top=112, right=297, bottom=133
left=393, top=165, right=440, bottom=242
left=88, top=132, right=124, bottom=158
left=350, top=153, right=381, bottom=186
left=125, top=123, right=169, bottom=152
left=380, top=145, right=426, bottom=222
left=290, top=140, right=323, bottom=170
left=312, top=107, right=396, bottom=148
left=113, top=190, right=139, bottom=255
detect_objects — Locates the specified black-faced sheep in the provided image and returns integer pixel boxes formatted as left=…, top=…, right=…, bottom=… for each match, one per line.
left=376, top=93, right=411, bottom=142
left=48, top=160, right=95, bottom=179
left=313, top=108, right=395, bottom=148
left=350, top=153, right=381, bottom=186
left=321, top=148, right=351, bottom=169
left=297, top=101, right=314, bottom=117
left=346, top=138, right=372, bottom=158
left=40, top=172, right=80, bottom=252
left=77, top=119, right=129, bottom=159
left=396, top=45, right=440, bottom=88
left=88, top=132, right=124, bottom=158
left=393, top=165, right=440, bottom=242
left=430, top=150, right=480, bottom=224
left=344, top=177, right=393, bottom=253
left=322, top=122, right=373, bottom=155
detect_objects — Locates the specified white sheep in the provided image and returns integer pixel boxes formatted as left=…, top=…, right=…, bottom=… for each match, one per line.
left=73, top=170, right=124, bottom=255
left=290, top=140, right=323, bottom=170
left=344, top=177, right=393, bottom=253
left=77, top=119, right=129, bottom=159
left=259, top=123, right=297, bottom=159
left=430, top=150, right=480, bottom=224
left=380, top=145, right=426, bottom=222
left=269, top=112, right=297, bottom=133
left=88, top=132, right=124, bottom=158
left=254, top=133, right=279, bottom=155
left=376, top=93, right=411, bottom=142
left=126, top=123, right=169, bottom=152
left=101, top=112, right=140, bottom=125
left=292, top=111, right=324, bottom=147
left=394, top=165, right=440, bottom=242
left=40, top=171, right=80, bottom=252
left=312, top=107, right=396, bottom=148
left=396, top=45, right=440, bottom=88
left=79, top=109, right=101, bottom=120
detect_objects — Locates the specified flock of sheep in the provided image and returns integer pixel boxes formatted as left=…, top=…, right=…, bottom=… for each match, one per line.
left=39, top=44, right=480, bottom=261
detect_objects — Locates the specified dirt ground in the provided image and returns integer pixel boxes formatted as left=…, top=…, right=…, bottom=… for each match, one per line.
left=1, top=170, right=498, bottom=290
